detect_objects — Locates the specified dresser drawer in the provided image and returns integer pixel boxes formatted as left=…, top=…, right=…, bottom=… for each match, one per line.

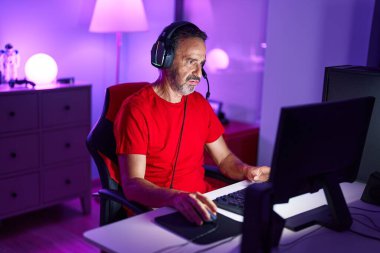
left=0, top=93, right=38, bottom=133
left=41, top=88, right=90, bottom=127
left=42, top=127, right=88, bottom=165
left=0, top=173, right=39, bottom=216
left=0, top=134, right=39, bottom=174
left=42, top=163, right=89, bottom=202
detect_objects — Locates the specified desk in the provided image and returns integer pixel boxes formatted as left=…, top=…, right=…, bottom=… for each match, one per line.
left=83, top=181, right=380, bottom=252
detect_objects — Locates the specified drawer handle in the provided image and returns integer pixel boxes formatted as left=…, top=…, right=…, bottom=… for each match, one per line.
left=64, top=105, right=71, bottom=111
left=11, top=192, right=18, bottom=198
left=65, top=179, right=72, bottom=185
left=65, top=142, right=71, bottom=148
left=9, top=111, right=16, bottom=117
left=10, top=152, right=17, bottom=158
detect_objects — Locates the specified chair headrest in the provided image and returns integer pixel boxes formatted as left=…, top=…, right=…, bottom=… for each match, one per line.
left=105, top=82, right=149, bottom=122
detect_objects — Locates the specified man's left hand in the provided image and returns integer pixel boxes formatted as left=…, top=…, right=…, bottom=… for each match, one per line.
left=245, top=166, right=271, bottom=182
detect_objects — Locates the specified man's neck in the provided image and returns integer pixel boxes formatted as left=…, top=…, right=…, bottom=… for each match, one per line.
left=153, top=79, right=183, bottom=103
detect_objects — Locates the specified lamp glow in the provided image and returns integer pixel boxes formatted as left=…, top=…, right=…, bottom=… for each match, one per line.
left=206, top=48, right=229, bottom=72
left=89, top=0, right=148, bottom=84
left=25, top=53, right=58, bottom=85
left=89, top=0, right=148, bottom=33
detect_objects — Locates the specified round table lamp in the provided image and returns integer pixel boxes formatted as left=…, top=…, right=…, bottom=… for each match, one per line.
left=25, top=53, right=58, bottom=85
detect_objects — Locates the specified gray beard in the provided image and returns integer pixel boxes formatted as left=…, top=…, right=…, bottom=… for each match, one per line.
left=168, top=69, right=195, bottom=96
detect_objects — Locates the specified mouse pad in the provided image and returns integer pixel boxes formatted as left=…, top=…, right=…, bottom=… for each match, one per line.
left=154, top=212, right=242, bottom=244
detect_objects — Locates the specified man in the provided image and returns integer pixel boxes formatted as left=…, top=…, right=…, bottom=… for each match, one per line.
left=114, top=21, right=270, bottom=226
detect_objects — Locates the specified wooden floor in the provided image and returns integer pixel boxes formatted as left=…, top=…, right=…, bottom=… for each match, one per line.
left=0, top=184, right=102, bottom=253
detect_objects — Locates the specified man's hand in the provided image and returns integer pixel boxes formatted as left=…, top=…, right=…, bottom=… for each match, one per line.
left=245, top=166, right=271, bottom=182
left=170, top=191, right=217, bottom=226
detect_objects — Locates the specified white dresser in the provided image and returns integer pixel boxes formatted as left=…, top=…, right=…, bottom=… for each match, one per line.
left=0, top=83, right=92, bottom=220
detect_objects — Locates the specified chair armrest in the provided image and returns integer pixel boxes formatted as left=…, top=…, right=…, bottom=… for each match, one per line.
left=204, top=164, right=238, bottom=185
left=98, top=188, right=151, bottom=214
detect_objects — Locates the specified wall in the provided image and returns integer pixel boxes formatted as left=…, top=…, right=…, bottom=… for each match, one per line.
left=0, top=0, right=268, bottom=178
left=4, top=0, right=371, bottom=177
left=184, top=0, right=268, bottom=123
left=258, top=0, right=375, bottom=165
left=0, top=0, right=175, bottom=179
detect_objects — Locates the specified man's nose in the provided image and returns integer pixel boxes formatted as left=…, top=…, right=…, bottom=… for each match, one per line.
left=193, top=64, right=202, bottom=77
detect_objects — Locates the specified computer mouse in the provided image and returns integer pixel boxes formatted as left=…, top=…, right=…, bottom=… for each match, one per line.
left=204, top=210, right=217, bottom=224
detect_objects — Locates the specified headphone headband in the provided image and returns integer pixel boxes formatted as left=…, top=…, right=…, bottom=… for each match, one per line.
left=151, top=21, right=199, bottom=69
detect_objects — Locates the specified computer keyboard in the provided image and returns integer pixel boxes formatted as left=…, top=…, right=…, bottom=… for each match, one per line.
left=213, top=188, right=246, bottom=215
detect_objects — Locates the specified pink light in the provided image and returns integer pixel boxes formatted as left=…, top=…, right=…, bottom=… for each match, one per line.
left=206, top=48, right=229, bottom=72
left=25, top=53, right=58, bottom=85
left=89, top=0, right=149, bottom=83
left=89, top=0, right=148, bottom=33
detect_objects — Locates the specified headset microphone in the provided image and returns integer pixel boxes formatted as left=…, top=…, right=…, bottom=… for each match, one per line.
left=202, top=68, right=210, bottom=100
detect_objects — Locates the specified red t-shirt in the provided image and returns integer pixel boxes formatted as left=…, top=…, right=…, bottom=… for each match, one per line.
left=114, top=85, right=224, bottom=193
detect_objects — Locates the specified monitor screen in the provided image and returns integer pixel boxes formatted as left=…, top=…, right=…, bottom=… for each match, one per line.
left=270, top=97, right=373, bottom=230
left=323, top=65, right=380, bottom=182
left=242, top=97, right=374, bottom=252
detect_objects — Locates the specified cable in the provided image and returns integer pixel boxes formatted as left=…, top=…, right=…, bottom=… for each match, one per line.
left=153, top=224, right=219, bottom=253
left=153, top=241, right=189, bottom=253
left=351, top=213, right=380, bottom=230
left=189, top=223, right=219, bottom=242
left=350, top=214, right=380, bottom=242
left=349, top=228, right=380, bottom=242
left=349, top=206, right=380, bottom=241
left=349, top=205, right=380, bottom=213
left=194, top=234, right=239, bottom=253
left=169, top=96, right=188, bottom=189
left=280, top=223, right=380, bottom=251
left=279, top=227, right=324, bottom=250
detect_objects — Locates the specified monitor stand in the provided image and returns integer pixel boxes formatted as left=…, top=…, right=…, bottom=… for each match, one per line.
left=285, top=176, right=352, bottom=232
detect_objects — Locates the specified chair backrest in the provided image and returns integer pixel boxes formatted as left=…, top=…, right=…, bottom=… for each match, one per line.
left=87, top=82, right=148, bottom=189
left=86, top=82, right=148, bottom=224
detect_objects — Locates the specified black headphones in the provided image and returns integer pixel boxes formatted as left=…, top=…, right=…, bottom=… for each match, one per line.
left=151, top=21, right=211, bottom=99
left=151, top=21, right=198, bottom=69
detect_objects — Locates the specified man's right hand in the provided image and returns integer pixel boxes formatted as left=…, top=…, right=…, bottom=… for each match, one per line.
left=170, top=191, right=217, bottom=226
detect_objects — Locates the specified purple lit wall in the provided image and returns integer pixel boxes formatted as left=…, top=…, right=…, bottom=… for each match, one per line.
left=0, top=0, right=268, bottom=178
left=0, top=0, right=175, bottom=179
left=258, top=0, right=375, bottom=165
left=1, top=0, right=375, bottom=178
left=0, top=0, right=173, bottom=121
left=183, top=0, right=268, bottom=124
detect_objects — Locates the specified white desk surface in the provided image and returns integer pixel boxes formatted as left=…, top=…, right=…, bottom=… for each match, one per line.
left=83, top=181, right=380, bottom=253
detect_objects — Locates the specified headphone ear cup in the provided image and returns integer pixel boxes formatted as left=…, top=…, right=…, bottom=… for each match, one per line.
left=151, top=41, right=166, bottom=68
left=151, top=21, right=196, bottom=69
left=163, top=46, right=174, bottom=68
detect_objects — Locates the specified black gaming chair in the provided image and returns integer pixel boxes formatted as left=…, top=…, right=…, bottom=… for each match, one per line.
left=87, top=82, right=235, bottom=226
left=86, top=82, right=150, bottom=226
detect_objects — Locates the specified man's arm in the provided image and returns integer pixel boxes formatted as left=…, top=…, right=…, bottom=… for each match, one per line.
left=118, top=154, right=217, bottom=225
left=205, top=136, right=270, bottom=182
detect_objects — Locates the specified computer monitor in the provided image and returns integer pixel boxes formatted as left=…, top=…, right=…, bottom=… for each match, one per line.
left=323, top=65, right=380, bottom=182
left=270, top=96, right=374, bottom=230
left=242, top=97, right=374, bottom=252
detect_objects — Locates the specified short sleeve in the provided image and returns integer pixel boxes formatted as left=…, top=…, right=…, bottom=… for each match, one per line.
left=114, top=99, right=148, bottom=155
